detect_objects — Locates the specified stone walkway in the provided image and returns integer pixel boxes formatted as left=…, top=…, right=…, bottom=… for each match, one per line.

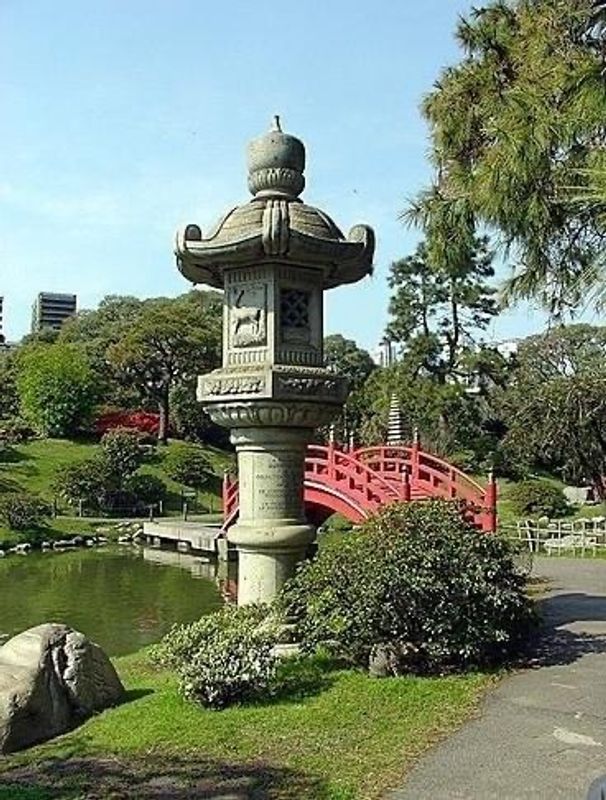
left=388, top=557, right=606, bottom=800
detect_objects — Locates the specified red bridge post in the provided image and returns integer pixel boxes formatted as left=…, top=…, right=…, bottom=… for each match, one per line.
left=222, top=470, right=229, bottom=510
left=402, top=467, right=411, bottom=502
left=411, top=427, right=420, bottom=486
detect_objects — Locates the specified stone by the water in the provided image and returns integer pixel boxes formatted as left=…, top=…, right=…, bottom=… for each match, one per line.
left=0, top=623, right=124, bottom=754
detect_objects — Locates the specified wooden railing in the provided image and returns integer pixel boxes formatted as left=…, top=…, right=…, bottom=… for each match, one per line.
left=222, top=442, right=497, bottom=532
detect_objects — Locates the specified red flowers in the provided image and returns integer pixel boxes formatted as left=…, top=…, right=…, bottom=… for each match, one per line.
left=95, top=410, right=160, bottom=436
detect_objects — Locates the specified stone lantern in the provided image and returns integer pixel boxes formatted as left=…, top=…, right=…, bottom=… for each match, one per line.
left=175, top=117, right=374, bottom=604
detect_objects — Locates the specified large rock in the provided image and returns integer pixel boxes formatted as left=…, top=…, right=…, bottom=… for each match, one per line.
left=0, top=623, right=124, bottom=754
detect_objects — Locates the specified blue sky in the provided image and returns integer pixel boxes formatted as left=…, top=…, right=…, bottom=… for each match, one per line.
left=0, top=0, right=572, bottom=349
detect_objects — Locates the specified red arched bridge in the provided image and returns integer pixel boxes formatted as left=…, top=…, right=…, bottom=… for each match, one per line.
left=222, top=442, right=497, bottom=533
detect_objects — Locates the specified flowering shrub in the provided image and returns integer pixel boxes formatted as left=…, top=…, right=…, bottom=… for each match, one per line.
left=95, top=410, right=160, bottom=437
left=281, top=500, right=534, bottom=674
left=150, top=605, right=279, bottom=709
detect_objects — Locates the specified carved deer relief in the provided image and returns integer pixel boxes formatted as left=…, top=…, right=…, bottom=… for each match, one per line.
left=230, top=285, right=267, bottom=347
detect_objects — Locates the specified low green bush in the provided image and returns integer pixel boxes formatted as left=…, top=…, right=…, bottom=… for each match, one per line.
left=124, top=473, right=166, bottom=506
left=0, top=493, right=52, bottom=530
left=164, top=443, right=210, bottom=489
left=509, top=480, right=569, bottom=518
left=53, top=433, right=162, bottom=515
left=53, top=456, right=116, bottom=511
left=0, top=416, right=36, bottom=445
left=281, top=500, right=534, bottom=675
left=100, top=428, right=145, bottom=477
left=150, top=605, right=280, bottom=709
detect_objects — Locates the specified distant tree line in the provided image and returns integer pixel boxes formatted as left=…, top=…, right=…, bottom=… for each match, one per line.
left=1, top=290, right=224, bottom=446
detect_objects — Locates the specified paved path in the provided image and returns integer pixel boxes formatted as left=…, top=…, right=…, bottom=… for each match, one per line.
left=388, top=557, right=606, bottom=800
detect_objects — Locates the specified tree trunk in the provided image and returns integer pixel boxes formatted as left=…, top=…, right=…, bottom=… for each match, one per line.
left=158, top=390, right=169, bottom=446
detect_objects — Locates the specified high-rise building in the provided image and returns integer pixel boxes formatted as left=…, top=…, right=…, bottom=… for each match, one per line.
left=31, top=292, right=77, bottom=332
left=372, top=339, right=396, bottom=368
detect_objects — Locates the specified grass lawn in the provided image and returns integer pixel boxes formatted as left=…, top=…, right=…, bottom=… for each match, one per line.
left=0, top=650, right=496, bottom=800
left=0, top=437, right=229, bottom=545
left=495, top=475, right=606, bottom=528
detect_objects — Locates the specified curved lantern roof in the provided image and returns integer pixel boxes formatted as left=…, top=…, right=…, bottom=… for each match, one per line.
left=175, top=117, right=375, bottom=290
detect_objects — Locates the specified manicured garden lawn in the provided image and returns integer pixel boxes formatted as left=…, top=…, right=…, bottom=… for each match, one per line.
left=0, top=651, right=496, bottom=800
left=0, top=437, right=229, bottom=544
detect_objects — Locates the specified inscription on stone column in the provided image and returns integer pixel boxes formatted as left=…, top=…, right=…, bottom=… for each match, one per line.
left=253, top=452, right=303, bottom=519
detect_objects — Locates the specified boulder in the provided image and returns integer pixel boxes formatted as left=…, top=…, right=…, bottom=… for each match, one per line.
left=0, top=623, right=124, bottom=754
left=368, top=643, right=398, bottom=678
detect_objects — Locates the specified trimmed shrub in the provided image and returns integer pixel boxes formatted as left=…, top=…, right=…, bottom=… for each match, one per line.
left=100, top=428, right=145, bottom=478
left=150, top=605, right=279, bottom=709
left=53, top=456, right=116, bottom=512
left=124, top=473, right=167, bottom=506
left=164, top=444, right=210, bottom=488
left=280, top=500, right=533, bottom=674
left=509, top=480, right=569, bottom=518
left=0, top=417, right=36, bottom=445
left=0, top=493, right=51, bottom=530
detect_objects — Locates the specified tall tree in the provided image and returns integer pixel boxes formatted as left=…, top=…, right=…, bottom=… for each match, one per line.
left=386, top=236, right=497, bottom=383
left=60, top=295, right=144, bottom=408
left=15, top=343, right=98, bottom=437
left=498, top=324, right=606, bottom=495
left=107, top=295, right=221, bottom=444
left=323, top=334, right=376, bottom=443
left=416, top=0, right=606, bottom=313
left=324, top=335, right=375, bottom=392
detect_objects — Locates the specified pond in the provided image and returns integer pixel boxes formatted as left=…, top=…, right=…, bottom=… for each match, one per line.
left=0, top=546, right=226, bottom=656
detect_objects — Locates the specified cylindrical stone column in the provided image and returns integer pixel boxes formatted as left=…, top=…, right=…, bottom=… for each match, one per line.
left=227, top=427, right=315, bottom=604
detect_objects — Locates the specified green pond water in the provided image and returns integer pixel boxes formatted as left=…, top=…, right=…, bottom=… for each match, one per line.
left=0, top=547, right=225, bottom=656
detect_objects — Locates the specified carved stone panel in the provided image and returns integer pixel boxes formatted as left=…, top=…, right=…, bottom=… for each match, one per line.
left=275, top=376, right=340, bottom=397
left=280, top=288, right=311, bottom=344
left=229, top=284, right=267, bottom=348
left=203, top=375, right=265, bottom=396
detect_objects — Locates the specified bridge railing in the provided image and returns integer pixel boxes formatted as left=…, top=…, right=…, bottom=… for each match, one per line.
left=353, top=444, right=496, bottom=532
left=306, top=444, right=402, bottom=511
left=222, top=442, right=497, bottom=532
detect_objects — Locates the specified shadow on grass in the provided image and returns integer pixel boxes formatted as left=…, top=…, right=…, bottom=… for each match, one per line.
left=267, top=656, right=338, bottom=705
left=0, top=752, right=330, bottom=799
left=121, top=687, right=154, bottom=704
left=0, top=448, right=33, bottom=464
